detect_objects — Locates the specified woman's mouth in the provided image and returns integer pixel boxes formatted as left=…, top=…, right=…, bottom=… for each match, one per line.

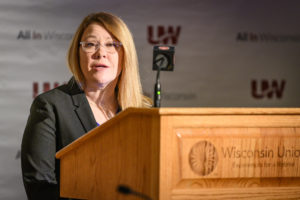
left=93, top=64, right=109, bottom=69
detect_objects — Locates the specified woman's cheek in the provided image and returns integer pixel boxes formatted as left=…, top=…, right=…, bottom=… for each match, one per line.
left=80, top=54, right=89, bottom=71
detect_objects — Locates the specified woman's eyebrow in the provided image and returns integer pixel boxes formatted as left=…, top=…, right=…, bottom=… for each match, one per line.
left=83, top=35, right=97, bottom=40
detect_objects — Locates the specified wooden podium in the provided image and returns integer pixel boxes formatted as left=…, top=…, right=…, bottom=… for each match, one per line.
left=56, top=108, right=300, bottom=200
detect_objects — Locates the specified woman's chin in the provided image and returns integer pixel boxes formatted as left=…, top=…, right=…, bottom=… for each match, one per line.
left=86, top=79, right=115, bottom=90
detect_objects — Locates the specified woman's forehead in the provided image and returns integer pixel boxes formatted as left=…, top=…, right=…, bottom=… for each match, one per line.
left=82, top=23, right=113, bottom=40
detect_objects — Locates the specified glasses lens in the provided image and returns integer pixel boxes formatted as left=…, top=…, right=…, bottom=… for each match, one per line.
left=81, top=42, right=96, bottom=53
left=104, top=42, right=116, bottom=53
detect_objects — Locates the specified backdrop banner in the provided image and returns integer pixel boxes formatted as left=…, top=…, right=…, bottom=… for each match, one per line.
left=1, top=0, right=300, bottom=199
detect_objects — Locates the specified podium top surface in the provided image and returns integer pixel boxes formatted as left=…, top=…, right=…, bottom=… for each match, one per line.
left=116, top=108, right=300, bottom=116
left=149, top=107, right=300, bottom=115
left=56, top=107, right=300, bottom=159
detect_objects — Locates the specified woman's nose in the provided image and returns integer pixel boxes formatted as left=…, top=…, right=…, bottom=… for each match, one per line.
left=93, top=45, right=106, bottom=59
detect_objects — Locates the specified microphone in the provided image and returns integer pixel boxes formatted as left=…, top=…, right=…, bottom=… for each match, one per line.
left=117, top=185, right=152, bottom=200
left=152, top=45, right=175, bottom=107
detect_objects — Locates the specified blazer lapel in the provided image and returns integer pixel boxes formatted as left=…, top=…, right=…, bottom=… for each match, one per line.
left=67, top=77, right=97, bottom=133
left=73, top=94, right=97, bottom=133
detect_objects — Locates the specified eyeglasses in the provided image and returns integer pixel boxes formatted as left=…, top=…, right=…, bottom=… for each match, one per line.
left=80, top=41, right=122, bottom=53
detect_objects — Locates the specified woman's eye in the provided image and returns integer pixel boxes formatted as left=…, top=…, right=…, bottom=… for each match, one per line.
left=105, top=42, right=114, bottom=47
left=86, top=42, right=95, bottom=47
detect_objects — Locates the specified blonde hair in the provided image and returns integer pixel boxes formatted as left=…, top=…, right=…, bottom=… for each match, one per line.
left=67, top=12, right=151, bottom=109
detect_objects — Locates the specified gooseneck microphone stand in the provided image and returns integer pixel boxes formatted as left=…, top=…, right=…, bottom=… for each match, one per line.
left=154, top=64, right=161, bottom=107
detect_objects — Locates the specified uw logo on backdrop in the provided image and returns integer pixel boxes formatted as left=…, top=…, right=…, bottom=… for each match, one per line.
left=33, top=82, right=64, bottom=98
left=251, top=79, right=286, bottom=99
left=189, top=140, right=218, bottom=176
left=147, top=26, right=181, bottom=45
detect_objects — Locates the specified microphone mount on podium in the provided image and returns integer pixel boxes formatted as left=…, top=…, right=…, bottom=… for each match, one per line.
left=152, top=45, right=175, bottom=107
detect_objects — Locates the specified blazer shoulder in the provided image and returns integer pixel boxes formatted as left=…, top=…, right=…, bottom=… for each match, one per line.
left=34, top=77, right=83, bottom=105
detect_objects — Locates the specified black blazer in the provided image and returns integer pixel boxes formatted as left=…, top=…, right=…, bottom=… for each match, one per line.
left=21, top=77, right=97, bottom=200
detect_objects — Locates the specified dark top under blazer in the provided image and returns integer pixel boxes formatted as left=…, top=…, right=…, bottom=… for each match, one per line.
left=21, top=77, right=98, bottom=200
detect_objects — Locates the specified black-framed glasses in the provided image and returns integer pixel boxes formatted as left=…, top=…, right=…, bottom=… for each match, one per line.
left=80, top=41, right=122, bottom=53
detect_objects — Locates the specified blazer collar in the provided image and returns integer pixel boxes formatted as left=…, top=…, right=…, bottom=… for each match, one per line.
left=67, top=77, right=97, bottom=133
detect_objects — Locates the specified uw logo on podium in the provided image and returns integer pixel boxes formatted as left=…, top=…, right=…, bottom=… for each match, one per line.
left=189, top=140, right=218, bottom=176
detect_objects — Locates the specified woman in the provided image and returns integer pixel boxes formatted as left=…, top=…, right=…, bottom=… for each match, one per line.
left=21, top=12, right=151, bottom=200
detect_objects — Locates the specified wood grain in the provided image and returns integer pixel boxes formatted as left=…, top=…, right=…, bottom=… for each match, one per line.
left=56, top=108, right=300, bottom=200
left=59, top=112, right=160, bottom=199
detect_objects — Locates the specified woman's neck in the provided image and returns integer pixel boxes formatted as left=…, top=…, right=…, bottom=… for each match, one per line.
left=84, top=80, right=119, bottom=122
